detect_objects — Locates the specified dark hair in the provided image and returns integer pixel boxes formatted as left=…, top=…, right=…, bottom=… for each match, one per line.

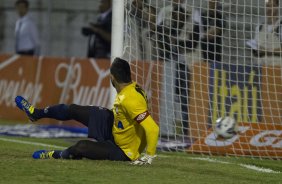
left=110, top=58, right=132, bottom=83
left=15, top=0, right=29, bottom=8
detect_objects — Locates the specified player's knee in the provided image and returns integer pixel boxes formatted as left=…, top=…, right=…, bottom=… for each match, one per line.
left=68, top=104, right=77, bottom=113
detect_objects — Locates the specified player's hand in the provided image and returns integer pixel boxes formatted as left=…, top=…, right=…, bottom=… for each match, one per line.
left=131, top=154, right=156, bottom=165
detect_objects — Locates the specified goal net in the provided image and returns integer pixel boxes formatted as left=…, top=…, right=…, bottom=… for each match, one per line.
left=121, top=0, right=282, bottom=159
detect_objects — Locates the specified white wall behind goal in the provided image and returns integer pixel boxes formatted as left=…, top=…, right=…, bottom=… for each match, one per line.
left=0, top=0, right=101, bottom=57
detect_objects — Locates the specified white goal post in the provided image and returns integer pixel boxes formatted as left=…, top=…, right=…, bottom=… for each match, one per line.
left=112, top=0, right=282, bottom=159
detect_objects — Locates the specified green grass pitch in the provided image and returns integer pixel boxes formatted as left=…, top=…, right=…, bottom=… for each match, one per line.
left=0, top=135, right=281, bottom=184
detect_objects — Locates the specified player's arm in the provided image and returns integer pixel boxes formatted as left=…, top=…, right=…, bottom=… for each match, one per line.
left=132, top=111, right=159, bottom=165
left=138, top=114, right=159, bottom=156
left=124, top=90, right=159, bottom=165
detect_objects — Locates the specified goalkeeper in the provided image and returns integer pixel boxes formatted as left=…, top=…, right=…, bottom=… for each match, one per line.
left=15, top=57, right=159, bottom=165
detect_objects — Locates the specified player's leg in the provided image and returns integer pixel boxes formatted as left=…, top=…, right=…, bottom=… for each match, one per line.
left=39, top=104, right=91, bottom=126
left=16, top=96, right=114, bottom=142
left=33, top=140, right=130, bottom=161
left=15, top=96, right=91, bottom=126
left=62, top=140, right=129, bottom=161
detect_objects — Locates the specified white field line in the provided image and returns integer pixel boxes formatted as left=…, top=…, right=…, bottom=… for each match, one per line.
left=0, top=137, right=280, bottom=174
left=159, top=155, right=281, bottom=174
left=0, top=137, right=66, bottom=149
left=238, top=164, right=281, bottom=174
left=189, top=157, right=230, bottom=164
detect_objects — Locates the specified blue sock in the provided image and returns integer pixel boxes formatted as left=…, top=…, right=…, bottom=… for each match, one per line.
left=52, top=150, right=63, bottom=159
left=35, top=104, right=71, bottom=121
left=60, top=149, right=71, bottom=159
left=50, top=150, right=71, bottom=159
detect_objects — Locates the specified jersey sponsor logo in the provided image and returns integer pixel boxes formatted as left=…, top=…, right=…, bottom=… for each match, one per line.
left=134, top=111, right=149, bottom=123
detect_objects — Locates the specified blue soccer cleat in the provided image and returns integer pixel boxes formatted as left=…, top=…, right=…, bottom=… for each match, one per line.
left=32, top=150, right=55, bottom=159
left=15, top=96, right=38, bottom=122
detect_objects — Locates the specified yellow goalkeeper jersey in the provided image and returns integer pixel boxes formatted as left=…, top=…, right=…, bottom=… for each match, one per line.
left=112, top=82, right=159, bottom=160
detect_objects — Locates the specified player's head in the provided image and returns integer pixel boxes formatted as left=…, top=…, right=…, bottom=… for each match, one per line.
left=15, top=0, right=29, bottom=17
left=110, top=58, right=132, bottom=87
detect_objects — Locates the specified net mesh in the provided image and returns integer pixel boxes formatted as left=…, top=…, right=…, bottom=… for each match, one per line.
left=122, top=0, right=282, bottom=159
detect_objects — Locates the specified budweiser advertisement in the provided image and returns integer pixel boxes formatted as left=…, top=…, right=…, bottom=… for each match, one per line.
left=0, top=55, right=281, bottom=158
left=0, top=55, right=161, bottom=126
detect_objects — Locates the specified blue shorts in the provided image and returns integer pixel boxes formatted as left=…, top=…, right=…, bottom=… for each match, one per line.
left=86, top=106, right=129, bottom=161
left=88, top=106, right=114, bottom=142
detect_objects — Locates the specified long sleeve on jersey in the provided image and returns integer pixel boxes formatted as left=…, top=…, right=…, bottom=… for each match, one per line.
left=140, top=115, right=159, bottom=156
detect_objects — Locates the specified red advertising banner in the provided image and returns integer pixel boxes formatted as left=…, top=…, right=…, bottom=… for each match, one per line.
left=189, top=123, right=282, bottom=158
left=187, top=63, right=282, bottom=158
left=0, top=55, right=40, bottom=120
left=261, top=66, right=282, bottom=124
left=0, top=55, right=162, bottom=127
left=0, top=54, right=281, bottom=158
left=0, top=55, right=112, bottom=126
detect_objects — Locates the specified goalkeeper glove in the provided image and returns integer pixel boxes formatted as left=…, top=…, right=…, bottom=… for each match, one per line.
left=131, top=154, right=156, bottom=165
